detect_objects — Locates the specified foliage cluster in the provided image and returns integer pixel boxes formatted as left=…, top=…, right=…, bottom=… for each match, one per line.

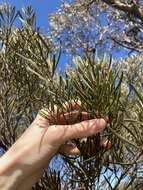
left=0, top=3, right=143, bottom=190
left=49, top=0, right=143, bottom=55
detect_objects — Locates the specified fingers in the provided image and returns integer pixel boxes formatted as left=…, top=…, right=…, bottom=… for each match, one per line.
left=49, top=101, right=88, bottom=125
left=51, top=100, right=81, bottom=115
left=59, top=144, right=80, bottom=156
left=57, top=111, right=88, bottom=125
left=59, top=138, right=111, bottom=156
left=62, top=100, right=81, bottom=112
left=100, top=139, right=112, bottom=150
left=64, top=118, right=107, bottom=140
left=41, top=101, right=83, bottom=124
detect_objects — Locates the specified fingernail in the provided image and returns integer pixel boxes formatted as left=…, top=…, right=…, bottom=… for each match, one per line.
left=98, top=118, right=107, bottom=129
left=101, top=139, right=112, bottom=149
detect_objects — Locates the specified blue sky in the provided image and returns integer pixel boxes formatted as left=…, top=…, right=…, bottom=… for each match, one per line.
left=0, top=0, right=69, bottom=69
left=0, top=0, right=128, bottom=65
left=4, top=0, right=61, bottom=30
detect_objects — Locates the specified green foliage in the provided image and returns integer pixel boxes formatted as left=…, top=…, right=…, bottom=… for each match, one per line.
left=25, top=47, right=143, bottom=189
left=0, top=3, right=143, bottom=190
left=57, top=54, right=143, bottom=190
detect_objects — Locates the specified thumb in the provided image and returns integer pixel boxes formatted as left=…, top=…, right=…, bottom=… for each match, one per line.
left=64, top=118, right=107, bottom=140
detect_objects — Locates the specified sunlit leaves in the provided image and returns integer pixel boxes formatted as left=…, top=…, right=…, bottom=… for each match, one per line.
left=61, top=53, right=143, bottom=189
left=0, top=2, right=143, bottom=189
left=49, top=0, right=143, bottom=55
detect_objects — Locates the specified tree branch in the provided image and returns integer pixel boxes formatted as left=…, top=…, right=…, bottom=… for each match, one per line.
left=110, top=36, right=142, bottom=52
left=101, top=0, right=143, bottom=21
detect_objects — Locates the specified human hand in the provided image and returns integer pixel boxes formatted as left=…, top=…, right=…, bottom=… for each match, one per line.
left=0, top=102, right=107, bottom=190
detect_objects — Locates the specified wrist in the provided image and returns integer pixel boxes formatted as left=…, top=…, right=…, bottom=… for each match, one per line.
left=0, top=152, right=23, bottom=190
left=0, top=115, right=53, bottom=190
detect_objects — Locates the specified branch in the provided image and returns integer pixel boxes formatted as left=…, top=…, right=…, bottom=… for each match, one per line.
left=101, top=0, right=143, bottom=21
left=110, top=36, right=142, bottom=53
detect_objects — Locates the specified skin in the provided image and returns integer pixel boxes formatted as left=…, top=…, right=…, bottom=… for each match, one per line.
left=0, top=102, right=107, bottom=190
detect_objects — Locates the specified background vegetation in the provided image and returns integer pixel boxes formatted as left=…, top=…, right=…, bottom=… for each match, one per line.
left=0, top=1, right=143, bottom=189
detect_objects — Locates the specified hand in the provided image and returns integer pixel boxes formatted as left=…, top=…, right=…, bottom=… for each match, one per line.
left=0, top=102, right=107, bottom=190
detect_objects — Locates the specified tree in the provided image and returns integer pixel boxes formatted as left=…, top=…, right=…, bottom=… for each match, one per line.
left=0, top=3, right=143, bottom=190
left=0, top=4, right=62, bottom=189
left=49, top=0, right=143, bottom=55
